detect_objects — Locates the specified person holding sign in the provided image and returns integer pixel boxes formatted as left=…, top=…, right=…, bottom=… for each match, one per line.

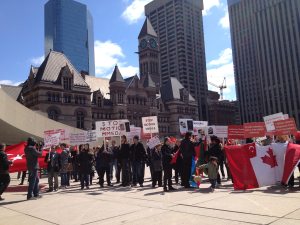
left=129, top=136, right=147, bottom=187
left=98, top=140, right=114, bottom=188
left=77, top=144, right=94, bottom=190
left=161, top=137, right=177, bottom=192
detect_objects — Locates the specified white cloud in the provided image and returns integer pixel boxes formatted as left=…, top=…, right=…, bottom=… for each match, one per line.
left=94, top=40, right=139, bottom=79
left=203, top=0, right=222, bottom=16
left=208, top=48, right=232, bottom=66
left=219, top=11, right=229, bottom=28
left=121, top=0, right=151, bottom=24
left=30, top=56, right=44, bottom=65
left=0, top=80, right=22, bottom=86
left=207, top=62, right=235, bottom=100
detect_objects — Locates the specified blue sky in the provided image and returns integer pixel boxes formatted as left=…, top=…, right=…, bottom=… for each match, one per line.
left=0, top=0, right=235, bottom=100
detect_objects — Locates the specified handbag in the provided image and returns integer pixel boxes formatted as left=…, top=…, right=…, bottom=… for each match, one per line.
left=152, top=160, right=163, bottom=172
left=67, top=163, right=73, bottom=172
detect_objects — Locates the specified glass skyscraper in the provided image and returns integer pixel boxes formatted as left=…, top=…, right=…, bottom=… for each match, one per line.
left=44, top=0, right=95, bottom=76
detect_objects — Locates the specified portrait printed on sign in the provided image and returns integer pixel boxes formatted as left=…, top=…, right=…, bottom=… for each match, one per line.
left=179, top=119, right=187, bottom=133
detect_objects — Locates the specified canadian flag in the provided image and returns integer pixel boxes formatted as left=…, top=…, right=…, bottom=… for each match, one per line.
left=225, top=142, right=297, bottom=190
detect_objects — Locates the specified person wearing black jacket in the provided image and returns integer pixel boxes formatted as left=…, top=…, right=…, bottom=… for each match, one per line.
left=98, top=140, right=114, bottom=187
left=161, top=138, right=177, bottom=192
left=110, top=141, right=119, bottom=182
left=118, top=135, right=130, bottom=187
left=180, top=132, right=196, bottom=188
left=0, top=143, right=13, bottom=201
left=44, top=145, right=61, bottom=192
left=71, top=147, right=79, bottom=182
left=207, top=136, right=223, bottom=187
left=129, top=135, right=147, bottom=187
left=24, top=137, right=44, bottom=200
left=173, top=140, right=183, bottom=184
left=151, top=144, right=163, bottom=188
left=77, top=144, right=94, bottom=189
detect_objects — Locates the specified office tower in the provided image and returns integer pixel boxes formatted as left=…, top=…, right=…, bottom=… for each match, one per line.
left=44, top=0, right=95, bottom=76
left=145, top=0, right=208, bottom=121
left=228, top=0, right=300, bottom=127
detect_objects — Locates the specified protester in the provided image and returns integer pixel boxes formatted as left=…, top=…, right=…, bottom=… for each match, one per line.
left=180, top=132, right=196, bottom=188
left=24, top=137, right=44, bottom=200
left=44, top=145, right=61, bottom=192
left=129, top=135, right=147, bottom=187
left=0, top=143, right=13, bottom=201
left=173, top=140, right=183, bottom=184
left=90, top=148, right=96, bottom=185
left=60, top=143, right=70, bottom=189
left=18, top=171, right=27, bottom=185
left=197, top=157, right=219, bottom=192
left=118, top=135, right=130, bottom=187
left=162, top=138, right=177, bottom=192
left=95, top=146, right=101, bottom=183
left=71, top=147, right=79, bottom=182
left=77, top=143, right=94, bottom=189
left=151, top=144, right=163, bottom=188
left=219, top=142, right=226, bottom=179
left=98, top=140, right=114, bottom=187
left=224, top=140, right=233, bottom=182
left=146, top=145, right=153, bottom=181
left=110, top=140, right=119, bottom=183
left=207, top=136, right=222, bottom=187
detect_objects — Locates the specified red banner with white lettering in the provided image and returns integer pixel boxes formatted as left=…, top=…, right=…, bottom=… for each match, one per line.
left=274, top=118, right=298, bottom=136
left=228, top=125, right=244, bottom=139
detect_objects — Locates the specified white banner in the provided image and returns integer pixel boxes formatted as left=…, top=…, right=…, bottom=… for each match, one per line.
left=215, top=126, right=228, bottom=138
left=69, top=132, right=87, bottom=145
left=147, top=136, right=161, bottom=149
left=127, top=127, right=142, bottom=139
left=86, top=130, right=97, bottom=143
left=263, top=113, right=284, bottom=131
left=179, top=119, right=193, bottom=133
left=193, top=121, right=208, bottom=135
left=44, top=130, right=61, bottom=149
left=142, top=116, right=159, bottom=134
left=96, top=120, right=121, bottom=137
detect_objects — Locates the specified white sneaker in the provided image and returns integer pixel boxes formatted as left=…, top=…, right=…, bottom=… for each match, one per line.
left=212, top=188, right=215, bottom=192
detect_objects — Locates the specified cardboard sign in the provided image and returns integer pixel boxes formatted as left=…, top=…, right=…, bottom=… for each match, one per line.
left=69, top=132, right=87, bottom=145
left=179, top=119, right=193, bottom=133
left=127, top=127, right=141, bottom=139
left=56, top=128, right=70, bottom=142
left=86, top=130, right=97, bottom=143
left=274, top=118, right=297, bottom=136
left=215, top=126, right=228, bottom=138
left=141, top=128, right=155, bottom=140
left=193, top=121, right=208, bottom=135
left=228, top=125, right=244, bottom=139
left=263, top=113, right=284, bottom=132
left=206, top=126, right=216, bottom=136
left=256, top=136, right=267, bottom=142
left=119, top=120, right=130, bottom=136
left=283, top=114, right=289, bottom=120
left=44, top=130, right=61, bottom=149
left=96, top=120, right=121, bottom=137
left=142, top=116, right=159, bottom=134
left=147, top=136, right=161, bottom=149
left=244, top=122, right=266, bottom=138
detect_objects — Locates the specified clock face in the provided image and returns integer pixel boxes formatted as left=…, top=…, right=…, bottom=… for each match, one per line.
left=140, top=39, right=147, bottom=49
left=149, top=39, right=156, bottom=48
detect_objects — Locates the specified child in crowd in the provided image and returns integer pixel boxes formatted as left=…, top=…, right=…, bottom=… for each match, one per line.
left=197, top=157, right=218, bottom=192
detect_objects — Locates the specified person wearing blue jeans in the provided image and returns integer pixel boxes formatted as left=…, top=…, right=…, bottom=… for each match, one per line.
left=61, top=173, right=68, bottom=187
left=81, top=174, right=89, bottom=188
left=209, top=179, right=217, bottom=189
left=129, top=136, right=147, bottom=187
left=24, top=137, right=44, bottom=200
left=197, top=156, right=218, bottom=192
left=110, top=141, right=119, bottom=182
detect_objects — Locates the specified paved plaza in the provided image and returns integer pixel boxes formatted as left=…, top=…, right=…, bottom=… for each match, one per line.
left=1, top=170, right=300, bottom=225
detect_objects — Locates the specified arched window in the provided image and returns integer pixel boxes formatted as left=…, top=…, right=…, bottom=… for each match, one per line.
left=92, top=124, right=95, bottom=130
left=79, top=97, right=82, bottom=104
left=136, top=97, right=139, bottom=105
left=76, top=111, right=84, bottom=129
left=98, top=97, right=101, bottom=107
left=140, top=99, right=142, bottom=105
left=144, top=99, right=146, bottom=105
left=56, top=95, right=59, bottom=102
left=119, top=111, right=124, bottom=119
left=52, top=94, right=55, bottom=101
left=75, top=97, right=78, bottom=104
left=68, top=96, right=71, bottom=103
left=48, top=110, right=58, bottom=121
left=128, top=97, right=131, bottom=104
left=82, top=98, right=85, bottom=105
left=63, top=96, right=67, bottom=103
left=48, top=94, right=51, bottom=101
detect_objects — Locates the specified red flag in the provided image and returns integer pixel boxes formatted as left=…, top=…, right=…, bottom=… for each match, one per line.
left=170, top=149, right=180, bottom=164
left=170, top=137, right=176, bottom=144
left=194, top=145, right=200, bottom=160
left=282, top=143, right=300, bottom=184
left=5, top=142, right=62, bottom=173
left=73, top=146, right=78, bottom=151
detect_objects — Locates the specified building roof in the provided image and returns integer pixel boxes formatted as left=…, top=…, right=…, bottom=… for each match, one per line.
left=109, top=65, right=125, bottom=83
left=160, top=77, right=196, bottom=102
left=34, top=51, right=89, bottom=87
left=138, top=18, right=157, bottom=39
left=0, top=84, right=23, bottom=101
left=143, top=73, right=156, bottom=88
left=124, top=76, right=135, bottom=91
left=85, top=75, right=110, bottom=101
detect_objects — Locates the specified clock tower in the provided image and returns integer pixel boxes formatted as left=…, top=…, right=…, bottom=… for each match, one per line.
left=137, top=18, right=161, bottom=89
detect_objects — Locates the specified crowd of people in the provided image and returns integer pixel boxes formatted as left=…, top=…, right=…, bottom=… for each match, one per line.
left=0, top=132, right=299, bottom=201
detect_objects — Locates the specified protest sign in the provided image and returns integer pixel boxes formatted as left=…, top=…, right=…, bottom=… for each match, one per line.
left=44, top=130, right=61, bottom=149
left=274, top=118, right=297, bottom=136
left=179, top=119, right=193, bottom=133
left=127, top=127, right=141, bottom=139
left=96, top=120, right=121, bottom=137
left=86, top=130, right=97, bottom=143
left=284, top=114, right=289, bottom=120
left=142, top=116, right=158, bottom=134
left=228, top=125, right=244, bottom=139
left=69, top=132, right=87, bottom=145
left=56, top=128, right=70, bottom=142
left=263, top=113, right=284, bottom=131
left=147, top=136, right=160, bottom=149
left=215, top=126, right=228, bottom=138
left=256, top=136, right=267, bottom=142
left=193, top=121, right=207, bottom=135
left=141, top=128, right=155, bottom=139
left=119, top=120, right=130, bottom=136
left=206, top=126, right=216, bottom=136
left=244, top=122, right=266, bottom=138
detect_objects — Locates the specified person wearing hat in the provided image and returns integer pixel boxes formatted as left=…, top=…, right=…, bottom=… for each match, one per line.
left=24, top=137, right=44, bottom=200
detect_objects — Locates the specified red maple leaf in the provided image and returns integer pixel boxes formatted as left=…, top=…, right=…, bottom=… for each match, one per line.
left=261, top=148, right=278, bottom=168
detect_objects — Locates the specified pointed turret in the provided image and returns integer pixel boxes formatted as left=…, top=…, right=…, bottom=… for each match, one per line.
left=109, top=64, right=125, bottom=83
left=143, top=72, right=156, bottom=88
left=138, top=18, right=157, bottom=39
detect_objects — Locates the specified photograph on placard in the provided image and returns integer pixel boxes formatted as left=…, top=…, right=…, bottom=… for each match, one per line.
left=187, top=119, right=193, bottom=131
left=179, top=119, right=187, bottom=133
left=206, top=126, right=216, bottom=135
